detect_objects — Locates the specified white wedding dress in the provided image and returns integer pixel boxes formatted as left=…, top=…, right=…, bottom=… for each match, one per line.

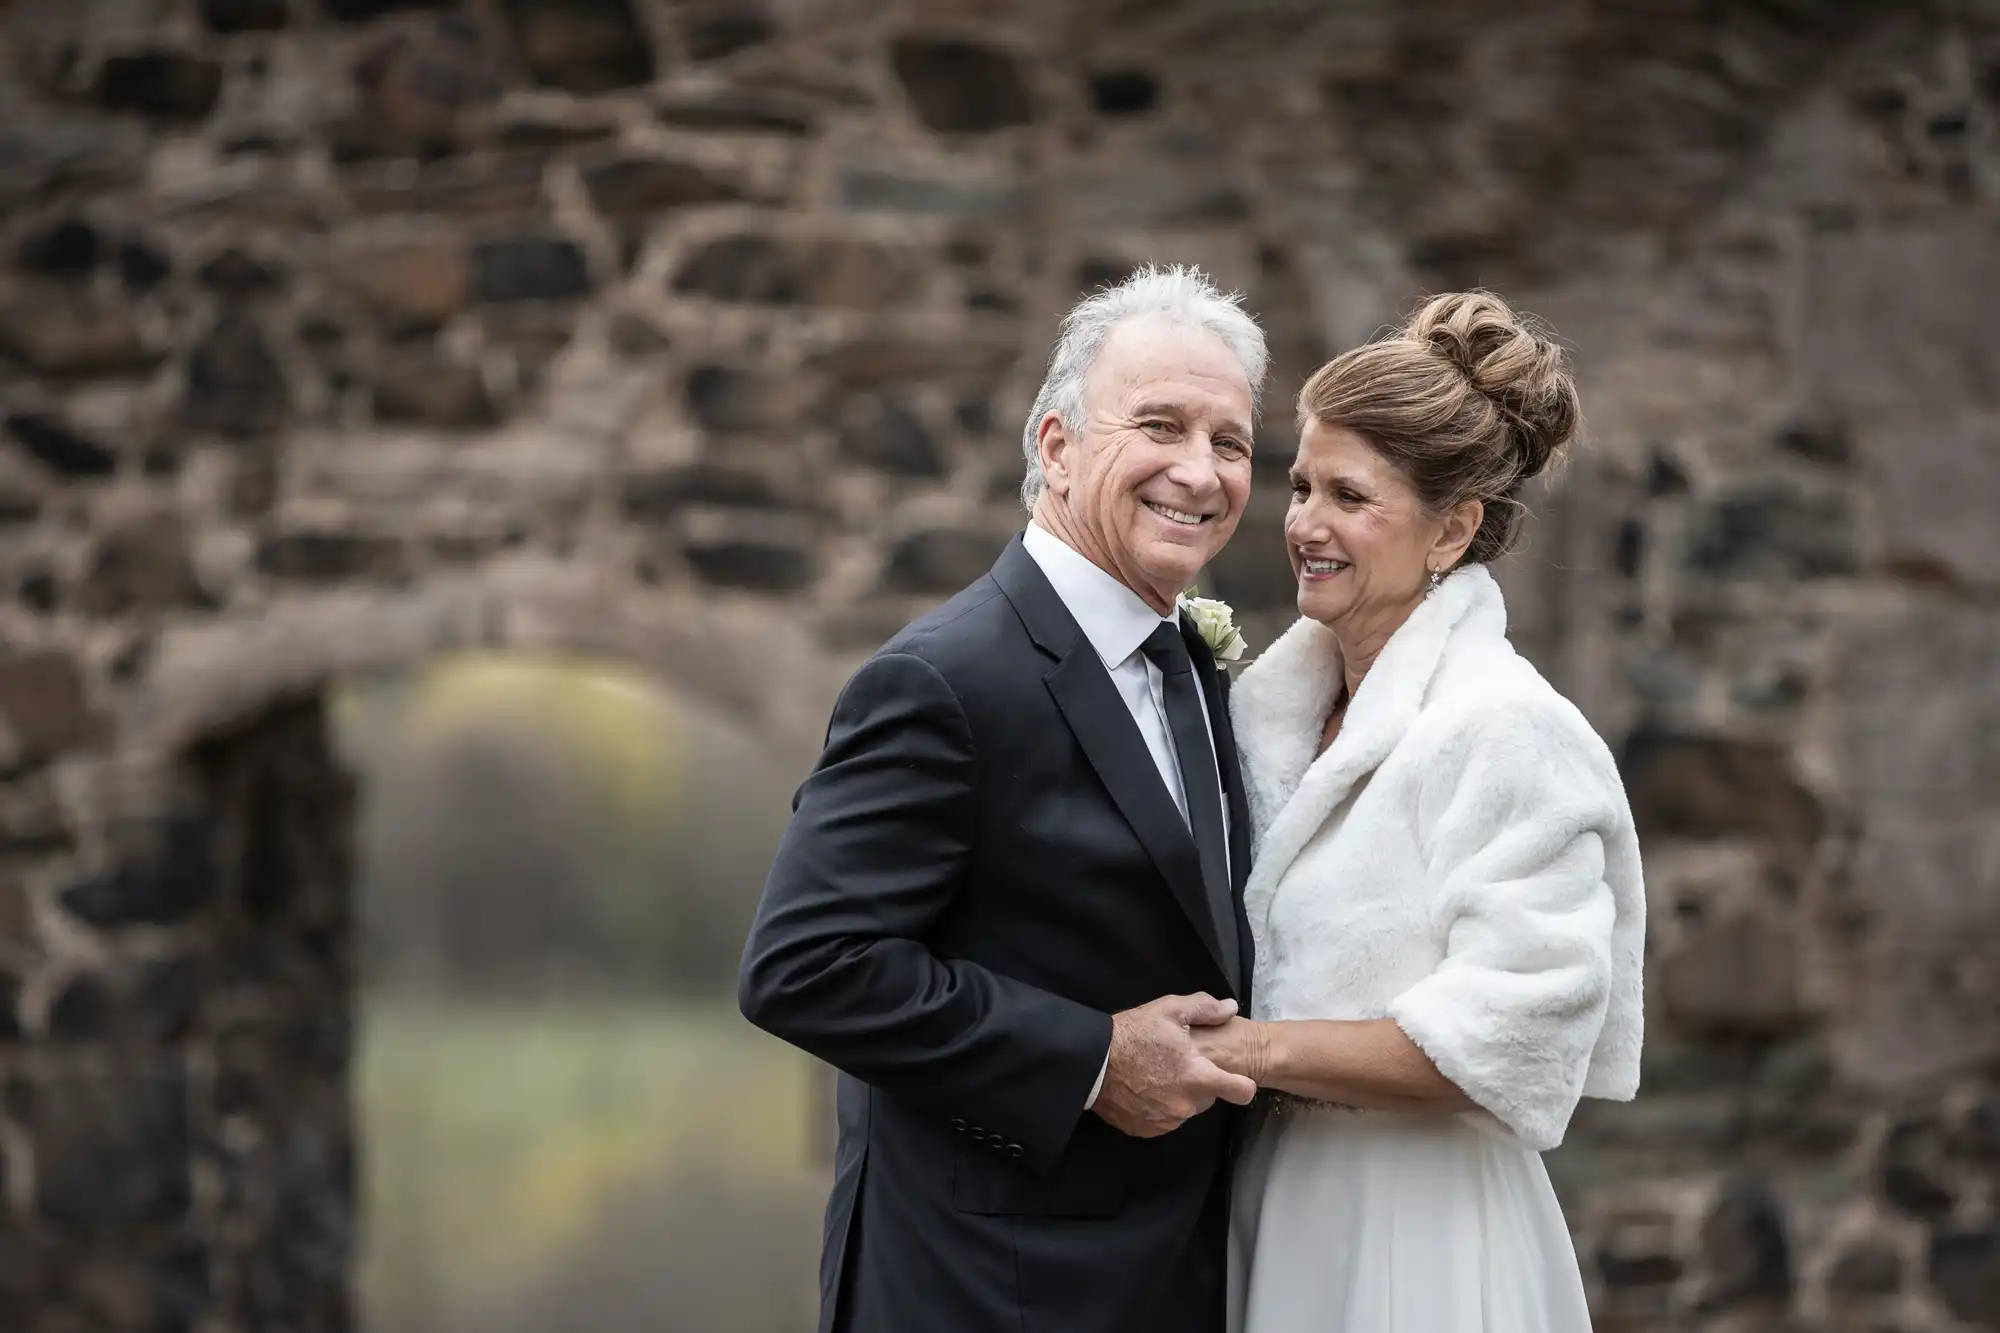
left=1228, top=1107, right=1593, bottom=1332
left=1222, top=567, right=1645, bottom=1333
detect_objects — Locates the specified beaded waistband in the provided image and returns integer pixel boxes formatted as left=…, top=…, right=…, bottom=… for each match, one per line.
left=1256, top=1089, right=1362, bottom=1117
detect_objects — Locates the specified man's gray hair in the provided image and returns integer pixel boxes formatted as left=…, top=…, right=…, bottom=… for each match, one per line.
left=1018, top=263, right=1269, bottom=510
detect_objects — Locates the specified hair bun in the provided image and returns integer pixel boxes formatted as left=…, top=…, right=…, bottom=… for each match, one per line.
left=1402, top=290, right=1579, bottom=480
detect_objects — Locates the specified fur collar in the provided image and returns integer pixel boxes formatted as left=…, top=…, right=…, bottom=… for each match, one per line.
left=1229, top=565, right=1509, bottom=935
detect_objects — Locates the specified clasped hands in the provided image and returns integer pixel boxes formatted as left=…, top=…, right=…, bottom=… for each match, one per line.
left=1091, top=993, right=1270, bottom=1139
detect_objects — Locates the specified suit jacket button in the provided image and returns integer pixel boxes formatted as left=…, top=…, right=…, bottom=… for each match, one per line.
left=951, top=1119, right=967, bottom=1133
left=1007, top=1144, right=1025, bottom=1159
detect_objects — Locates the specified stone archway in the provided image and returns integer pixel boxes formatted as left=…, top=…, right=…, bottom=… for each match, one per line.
left=0, top=565, right=849, bottom=1331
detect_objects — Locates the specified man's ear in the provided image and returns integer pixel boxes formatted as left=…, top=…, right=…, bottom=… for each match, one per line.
left=1430, top=497, right=1483, bottom=571
left=1038, top=413, right=1075, bottom=498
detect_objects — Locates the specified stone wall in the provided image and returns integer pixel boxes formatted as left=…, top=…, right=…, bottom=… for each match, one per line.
left=0, top=0, right=1995, bottom=1329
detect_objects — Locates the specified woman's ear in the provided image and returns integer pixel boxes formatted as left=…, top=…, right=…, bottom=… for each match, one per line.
left=1430, top=497, right=1483, bottom=571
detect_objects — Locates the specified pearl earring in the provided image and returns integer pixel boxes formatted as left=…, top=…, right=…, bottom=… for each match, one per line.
left=1427, top=567, right=1443, bottom=595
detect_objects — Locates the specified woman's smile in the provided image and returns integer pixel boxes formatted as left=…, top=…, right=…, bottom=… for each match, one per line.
left=1297, top=555, right=1351, bottom=580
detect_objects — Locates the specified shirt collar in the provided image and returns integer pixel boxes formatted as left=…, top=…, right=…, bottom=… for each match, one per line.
left=1021, top=522, right=1175, bottom=670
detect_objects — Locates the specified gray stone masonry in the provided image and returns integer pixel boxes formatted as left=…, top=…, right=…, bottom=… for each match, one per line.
left=0, top=0, right=1995, bottom=1329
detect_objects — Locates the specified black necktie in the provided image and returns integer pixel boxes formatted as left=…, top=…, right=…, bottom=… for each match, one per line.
left=1140, top=621, right=1238, bottom=982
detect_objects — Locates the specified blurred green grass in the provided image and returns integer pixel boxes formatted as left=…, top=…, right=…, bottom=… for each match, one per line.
left=358, top=993, right=828, bottom=1333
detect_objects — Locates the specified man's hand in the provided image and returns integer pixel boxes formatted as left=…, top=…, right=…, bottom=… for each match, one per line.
left=1092, top=993, right=1258, bottom=1138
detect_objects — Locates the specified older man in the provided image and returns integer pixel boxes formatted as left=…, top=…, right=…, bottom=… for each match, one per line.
left=739, top=265, right=1268, bottom=1333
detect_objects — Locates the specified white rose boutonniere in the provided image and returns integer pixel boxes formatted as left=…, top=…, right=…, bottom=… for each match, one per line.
left=1179, top=591, right=1247, bottom=662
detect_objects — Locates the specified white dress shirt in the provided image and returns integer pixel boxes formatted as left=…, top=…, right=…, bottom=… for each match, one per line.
left=1021, top=522, right=1231, bottom=1111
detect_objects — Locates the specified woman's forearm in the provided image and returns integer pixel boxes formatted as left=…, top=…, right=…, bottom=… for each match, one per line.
left=1254, top=1018, right=1476, bottom=1112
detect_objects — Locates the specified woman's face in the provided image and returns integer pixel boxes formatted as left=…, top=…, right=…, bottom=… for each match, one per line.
left=1284, top=419, right=1476, bottom=638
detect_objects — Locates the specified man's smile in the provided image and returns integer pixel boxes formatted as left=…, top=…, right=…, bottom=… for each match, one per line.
left=1143, top=500, right=1212, bottom=526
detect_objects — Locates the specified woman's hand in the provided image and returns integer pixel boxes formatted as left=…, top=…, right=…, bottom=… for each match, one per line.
left=1189, top=1016, right=1270, bottom=1087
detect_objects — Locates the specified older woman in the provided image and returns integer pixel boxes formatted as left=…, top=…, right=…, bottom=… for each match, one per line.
left=1195, top=292, right=1645, bottom=1333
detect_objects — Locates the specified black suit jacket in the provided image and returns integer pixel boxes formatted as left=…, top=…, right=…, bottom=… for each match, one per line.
left=738, top=534, right=1254, bottom=1333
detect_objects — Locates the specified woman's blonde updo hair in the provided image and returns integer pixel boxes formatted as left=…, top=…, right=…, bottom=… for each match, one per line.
left=1297, top=290, right=1581, bottom=565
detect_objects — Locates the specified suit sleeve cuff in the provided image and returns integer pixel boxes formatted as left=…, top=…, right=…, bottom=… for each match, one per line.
left=1083, top=1051, right=1109, bottom=1110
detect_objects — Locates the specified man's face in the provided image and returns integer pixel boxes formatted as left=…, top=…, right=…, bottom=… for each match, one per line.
left=1038, top=319, right=1255, bottom=613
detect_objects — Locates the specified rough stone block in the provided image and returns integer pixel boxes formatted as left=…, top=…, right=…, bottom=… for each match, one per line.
left=890, top=37, right=1033, bottom=134
left=117, top=237, right=172, bottom=293
left=95, top=53, right=223, bottom=123
left=0, top=867, right=30, bottom=941
left=1618, top=731, right=1824, bottom=850
left=883, top=529, right=1005, bottom=595
left=1957, top=1091, right=2000, bottom=1161
left=69, top=1244, right=210, bottom=1332
left=1870, top=412, right=2000, bottom=588
left=60, top=814, right=216, bottom=929
left=582, top=156, right=745, bottom=220
left=804, top=331, right=1019, bottom=391
left=344, top=14, right=509, bottom=158
left=0, top=300, right=157, bottom=379
left=672, top=233, right=924, bottom=309
left=1828, top=818, right=2000, bottom=1087
left=78, top=513, right=208, bottom=615
left=624, top=465, right=785, bottom=520
left=1065, top=167, right=1251, bottom=230
left=836, top=165, right=1022, bottom=218
left=343, top=152, right=547, bottom=217
left=339, top=241, right=469, bottom=329
left=682, top=535, right=815, bottom=591
left=1685, top=480, right=1859, bottom=580
left=655, top=91, right=812, bottom=137
left=372, top=355, right=493, bottom=428
left=1774, top=417, right=1852, bottom=468
left=468, top=235, right=591, bottom=303
left=197, top=248, right=287, bottom=297
left=15, top=219, right=101, bottom=280
left=684, top=362, right=800, bottom=434
left=184, top=315, right=289, bottom=439
left=45, top=958, right=203, bottom=1044
left=258, top=531, right=410, bottom=585
left=0, top=1234, right=52, bottom=1321
left=1695, top=1176, right=1791, bottom=1312
left=0, top=477, right=40, bottom=527
left=31, top=1070, right=192, bottom=1230
left=1825, top=1237, right=1904, bottom=1296
left=0, top=651, right=92, bottom=763
left=324, top=0, right=452, bottom=17
left=683, top=10, right=775, bottom=62
left=1805, top=221, right=2000, bottom=413
left=1931, top=1228, right=2000, bottom=1327
left=836, top=394, right=945, bottom=477
left=4, top=413, right=115, bottom=477
left=200, top=0, right=288, bottom=33
left=1828, top=596, right=2000, bottom=816
left=1088, top=69, right=1160, bottom=117
left=502, top=0, right=656, bottom=93
left=1594, top=1211, right=1683, bottom=1288
left=1882, top=1115, right=1956, bottom=1220
left=0, top=971, right=19, bottom=1041
left=1658, top=912, right=1809, bottom=1038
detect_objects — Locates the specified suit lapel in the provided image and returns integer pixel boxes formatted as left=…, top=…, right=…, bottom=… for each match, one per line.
left=993, top=536, right=1239, bottom=994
